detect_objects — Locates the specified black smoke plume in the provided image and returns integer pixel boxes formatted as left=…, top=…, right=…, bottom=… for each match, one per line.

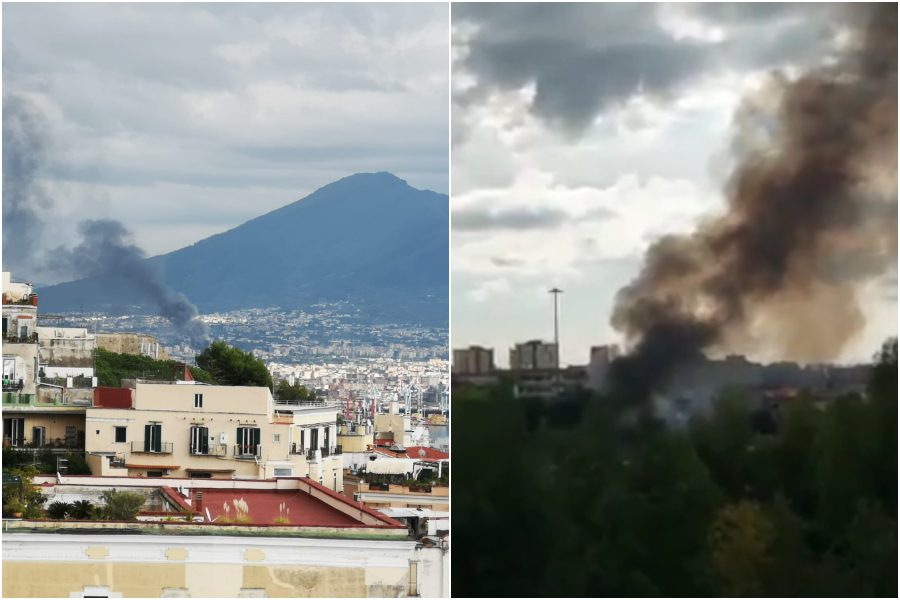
left=2, top=96, right=51, bottom=276
left=2, top=95, right=211, bottom=349
left=609, top=4, right=898, bottom=401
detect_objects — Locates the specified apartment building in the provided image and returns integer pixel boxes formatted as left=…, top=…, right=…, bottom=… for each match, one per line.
left=85, top=382, right=345, bottom=491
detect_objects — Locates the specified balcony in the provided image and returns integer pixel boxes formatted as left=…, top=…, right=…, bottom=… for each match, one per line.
left=289, top=443, right=306, bottom=455
left=233, top=444, right=261, bottom=460
left=334, top=445, right=343, bottom=456
left=2, top=380, right=25, bottom=393
left=131, top=441, right=174, bottom=454
left=189, top=444, right=227, bottom=457
left=1, top=332, right=38, bottom=344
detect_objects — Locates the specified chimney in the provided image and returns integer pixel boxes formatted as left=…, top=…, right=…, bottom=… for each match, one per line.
left=194, top=491, right=204, bottom=516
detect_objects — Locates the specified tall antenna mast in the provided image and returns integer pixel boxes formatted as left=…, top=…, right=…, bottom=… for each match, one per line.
left=548, top=287, right=563, bottom=385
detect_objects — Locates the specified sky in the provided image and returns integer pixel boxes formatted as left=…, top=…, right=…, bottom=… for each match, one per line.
left=451, top=3, right=897, bottom=367
left=2, top=2, right=448, bottom=280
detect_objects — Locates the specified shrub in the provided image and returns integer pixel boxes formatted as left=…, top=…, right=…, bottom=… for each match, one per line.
left=69, top=499, right=95, bottom=520
left=99, top=490, right=145, bottom=521
left=47, top=501, right=73, bottom=520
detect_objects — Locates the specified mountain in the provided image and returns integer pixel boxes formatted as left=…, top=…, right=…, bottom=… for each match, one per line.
left=38, top=172, right=448, bottom=325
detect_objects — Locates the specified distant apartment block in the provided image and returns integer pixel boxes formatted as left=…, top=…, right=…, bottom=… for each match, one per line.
left=509, top=340, right=558, bottom=371
left=85, top=382, right=345, bottom=490
left=452, top=345, right=494, bottom=375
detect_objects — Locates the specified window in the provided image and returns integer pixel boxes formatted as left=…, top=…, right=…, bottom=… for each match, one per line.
left=310, top=428, right=319, bottom=450
left=190, top=426, right=209, bottom=455
left=272, top=433, right=280, bottom=443
left=147, top=470, right=164, bottom=478
left=236, top=427, right=260, bottom=457
left=299, top=429, right=305, bottom=452
left=3, top=418, right=25, bottom=447
left=194, top=393, right=203, bottom=408
left=273, top=467, right=292, bottom=477
left=32, top=426, right=46, bottom=447
left=144, top=423, right=162, bottom=453
left=189, top=472, right=212, bottom=479
left=114, top=427, right=127, bottom=443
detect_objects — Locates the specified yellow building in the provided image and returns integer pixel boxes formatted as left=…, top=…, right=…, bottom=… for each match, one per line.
left=3, top=474, right=449, bottom=597
left=85, top=382, right=345, bottom=491
left=337, top=421, right=374, bottom=452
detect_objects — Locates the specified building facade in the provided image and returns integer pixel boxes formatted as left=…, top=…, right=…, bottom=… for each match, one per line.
left=451, top=346, right=494, bottom=375
left=509, top=340, right=558, bottom=371
left=85, top=383, right=345, bottom=490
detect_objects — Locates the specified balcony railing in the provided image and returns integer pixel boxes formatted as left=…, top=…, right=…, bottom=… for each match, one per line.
left=131, top=441, right=174, bottom=454
left=320, top=446, right=330, bottom=458
left=2, top=380, right=24, bottom=393
left=2, top=393, right=35, bottom=405
left=233, top=444, right=261, bottom=459
left=289, top=443, right=306, bottom=455
left=2, top=333, right=38, bottom=344
left=189, top=444, right=227, bottom=457
left=306, top=449, right=317, bottom=461
left=334, top=445, right=343, bottom=456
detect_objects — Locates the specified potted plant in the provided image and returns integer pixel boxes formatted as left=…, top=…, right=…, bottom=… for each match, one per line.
left=4, top=499, right=25, bottom=518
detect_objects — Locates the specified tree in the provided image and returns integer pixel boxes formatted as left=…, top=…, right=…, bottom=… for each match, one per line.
left=708, top=500, right=775, bottom=596
left=195, top=341, right=272, bottom=388
left=275, top=380, right=315, bottom=401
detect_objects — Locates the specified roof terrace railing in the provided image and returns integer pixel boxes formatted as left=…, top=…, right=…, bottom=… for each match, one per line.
left=131, top=441, right=174, bottom=454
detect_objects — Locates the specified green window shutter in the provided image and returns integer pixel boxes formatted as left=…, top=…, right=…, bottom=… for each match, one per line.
left=144, top=424, right=152, bottom=452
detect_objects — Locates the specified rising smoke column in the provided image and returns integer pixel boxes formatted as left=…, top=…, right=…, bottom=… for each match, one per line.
left=2, top=95, right=211, bottom=348
left=2, top=95, right=51, bottom=276
left=52, top=220, right=211, bottom=348
left=608, top=4, right=898, bottom=400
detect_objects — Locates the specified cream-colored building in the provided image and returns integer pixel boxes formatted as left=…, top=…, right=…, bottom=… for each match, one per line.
left=85, top=382, right=345, bottom=491
left=96, top=332, right=169, bottom=360
left=374, top=401, right=414, bottom=448
left=338, top=421, right=374, bottom=453
left=35, top=326, right=96, bottom=381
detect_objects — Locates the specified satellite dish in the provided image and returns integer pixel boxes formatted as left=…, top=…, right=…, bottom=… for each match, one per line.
left=418, top=449, right=426, bottom=458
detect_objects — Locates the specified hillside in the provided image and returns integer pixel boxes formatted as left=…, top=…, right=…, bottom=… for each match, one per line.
left=38, top=172, right=448, bottom=325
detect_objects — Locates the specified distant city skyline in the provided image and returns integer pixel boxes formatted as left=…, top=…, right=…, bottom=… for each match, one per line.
left=3, top=3, right=448, bottom=278
left=451, top=3, right=897, bottom=366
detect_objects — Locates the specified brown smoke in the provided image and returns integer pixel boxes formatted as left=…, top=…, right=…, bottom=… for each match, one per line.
left=609, top=4, right=897, bottom=399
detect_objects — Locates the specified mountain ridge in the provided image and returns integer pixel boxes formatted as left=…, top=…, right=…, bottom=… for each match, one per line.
left=38, top=171, right=449, bottom=326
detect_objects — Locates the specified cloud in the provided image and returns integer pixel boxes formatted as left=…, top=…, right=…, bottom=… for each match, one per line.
left=453, top=2, right=839, bottom=137
left=3, top=3, right=448, bottom=269
left=453, top=206, right=569, bottom=232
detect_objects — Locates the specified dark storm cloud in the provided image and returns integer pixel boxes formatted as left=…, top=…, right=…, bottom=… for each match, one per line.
left=454, top=2, right=837, bottom=136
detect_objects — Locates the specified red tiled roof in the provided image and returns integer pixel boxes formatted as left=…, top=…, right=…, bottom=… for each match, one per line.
left=375, top=446, right=449, bottom=460
left=298, top=476, right=405, bottom=527
left=196, top=488, right=368, bottom=527
left=405, top=446, right=449, bottom=460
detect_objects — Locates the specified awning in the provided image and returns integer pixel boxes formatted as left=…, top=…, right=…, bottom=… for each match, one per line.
left=185, top=468, right=235, bottom=473
left=125, top=464, right=180, bottom=470
left=364, top=457, right=416, bottom=475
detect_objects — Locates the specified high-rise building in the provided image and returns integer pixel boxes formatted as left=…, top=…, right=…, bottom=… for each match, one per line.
left=509, top=340, right=558, bottom=371
left=452, top=346, right=494, bottom=375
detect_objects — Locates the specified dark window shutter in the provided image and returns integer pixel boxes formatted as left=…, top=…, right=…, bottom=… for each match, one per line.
left=200, top=427, right=209, bottom=454
left=144, top=424, right=152, bottom=452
